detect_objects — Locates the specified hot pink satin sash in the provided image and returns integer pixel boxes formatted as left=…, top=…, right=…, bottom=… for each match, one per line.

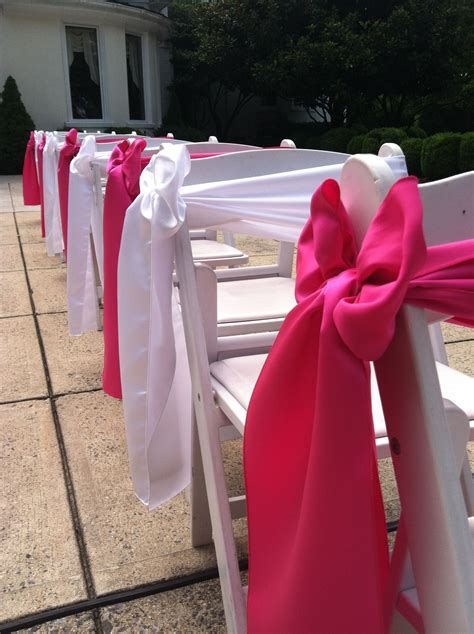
left=37, top=134, right=46, bottom=237
left=102, top=138, right=147, bottom=398
left=57, top=129, right=79, bottom=259
left=22, top=131, right=40, bottom=205
left=244, top=177, right=474, bottom=633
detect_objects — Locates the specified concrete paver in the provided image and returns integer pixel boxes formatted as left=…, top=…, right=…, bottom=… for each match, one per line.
left=29, top=269, right=67, bottom=314
left=0, top=400, right=86, bottom=623
left=0, top=212, right=15, bottom=226
left=0, top=243, right=24, bottom=272
left=38, top=313, right=103, bottom=394
left=0, top=225, right=18, bottom=245
left=16, top=211, right=43, bottom=244
left=56, top=391, right=248, bottom=595
left=442, top=322, right=474, bottom=344
left=0, top=270, right=31, bottom=318
left=446, top=340, right=474, bottom=376
left=101, top=578, right=227, bottom=633
left=0, top=316, right=47, bottom=402
left=23, top=244, right=64, bottom=271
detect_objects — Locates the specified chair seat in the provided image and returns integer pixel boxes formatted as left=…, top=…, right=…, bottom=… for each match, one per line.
left=191, top=239, right=246, bottom=262
left=210, top=355, right=474, bottom=439
left=217, top=277, right=296, bottom=324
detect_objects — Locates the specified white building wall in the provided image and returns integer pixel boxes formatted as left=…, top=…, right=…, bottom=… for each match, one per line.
left=0, top=1, right=172, bottom=131
left=0, top=12, right=69, bottom=130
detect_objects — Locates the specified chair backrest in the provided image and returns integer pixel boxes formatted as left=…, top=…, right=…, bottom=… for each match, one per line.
left=183, top=148, right=349, bottom=186
left=184, top=142, right=261, bottom=154
left=340, top=154, right=474, bottom=632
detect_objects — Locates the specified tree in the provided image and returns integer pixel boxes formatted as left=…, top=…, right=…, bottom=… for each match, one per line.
left=170, top=0, right=310, bottom=137
left=0, top=76, right=35, bottom=175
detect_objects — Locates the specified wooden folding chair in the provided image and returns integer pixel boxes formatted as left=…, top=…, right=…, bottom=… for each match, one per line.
left=175, top=154, right=474, bottom=632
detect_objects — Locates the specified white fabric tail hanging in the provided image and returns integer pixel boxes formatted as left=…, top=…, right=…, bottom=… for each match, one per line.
left=43, top=133, right=64, bottom=257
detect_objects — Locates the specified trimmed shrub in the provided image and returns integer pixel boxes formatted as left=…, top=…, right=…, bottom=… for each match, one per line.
left=400, top=138, right=423, bottom=177
left=361, top=135, right=380, bottom=154
left=421, top=133, right=462, bottom=180
left=459, top=132, right=474, bottom=173
left=318, top=127, right=357, bottom=153
left=346, top=134, right=365, bottom=154
left=405, top=126, right=427, bottom=139
left=366, top=127, right=408, bottom=147
left=0, top=76, right=35, bottom=175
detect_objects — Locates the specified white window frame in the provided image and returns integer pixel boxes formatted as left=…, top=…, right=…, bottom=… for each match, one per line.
left=61, top=23, right=110, bottom=127
left=125, top=31, right=152, bottom=126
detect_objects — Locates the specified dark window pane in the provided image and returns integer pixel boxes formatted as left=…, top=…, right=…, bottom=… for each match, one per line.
left=126, top=34, right=145, bottom=120
left=66, top=26, right=103, bottom=119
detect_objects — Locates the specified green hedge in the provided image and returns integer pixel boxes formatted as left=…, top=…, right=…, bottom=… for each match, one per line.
left=361, top=135, right=380, bottom=154
left=459, top=132, right=474, bottom=173
left=400, top=138, right=423, bottom=177
left=366, top=127, right=408, bottom=146
left=0, top=76, right=35, bottom=175
left=346, top=134, right=365, bottom=154
left=318, top=127, right=357, bottom=153
left=421, top=133, right=462, bottom=180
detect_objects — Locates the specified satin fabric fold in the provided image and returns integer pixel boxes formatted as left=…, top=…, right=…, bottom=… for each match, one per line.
left=37, top=133, right=46, bottom=238
left=103, top=138, right=146, bottom=398
left=243, top=177, right=474, bottom=633
left=57, top=129, right=79, bottom=259
left=67, top=136, right=101, bottom=335
left=43, top=133, right=63, bottom=257
left=22, top=131, right=40, bottom=205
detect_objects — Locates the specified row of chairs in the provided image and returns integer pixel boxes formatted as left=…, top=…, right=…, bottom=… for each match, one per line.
left=23, top=129, right=474, bottom=631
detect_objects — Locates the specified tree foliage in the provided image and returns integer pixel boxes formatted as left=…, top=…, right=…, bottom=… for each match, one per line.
left=0, top=76, right=35, bottom=175
left=170, top=0, right=473, bottom=136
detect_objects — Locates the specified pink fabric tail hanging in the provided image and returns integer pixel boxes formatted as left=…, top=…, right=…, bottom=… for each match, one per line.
left=22, top=131, right=41, bottom=205
left=37, top=133, right=46, bottom=238
left=57, top=129, right=79, bottom=260
left=244, top=177, right=474, bottom=633
left=102, top=138, right=147, bottom=399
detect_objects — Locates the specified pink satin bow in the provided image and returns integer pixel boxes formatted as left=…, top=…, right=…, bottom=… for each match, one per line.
left=102, top=138, right=147, bottom=398
left=244, top=176, right=474, bottom=632
left=57, top=129, right=79, bottom=259
left=22, top=131, right=40, bottom=206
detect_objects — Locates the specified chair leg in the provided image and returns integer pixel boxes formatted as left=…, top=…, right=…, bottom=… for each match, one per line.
left=190, top=413, right=213, bottom=547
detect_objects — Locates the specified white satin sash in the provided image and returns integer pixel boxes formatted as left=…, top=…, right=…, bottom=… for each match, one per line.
left=43, top=133, right=63, bottom=257
left=118, top=146, right=410, bottom=510
left=67, top=136, right=101, bottom=335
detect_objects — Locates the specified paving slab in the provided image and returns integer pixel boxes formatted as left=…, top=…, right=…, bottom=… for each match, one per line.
left=56, top=391, right=248, bottom=595
left=20, top=612, right=96, bottom=633
left=101, top=578, right=227, bottom=633
left=0, top=316, right=47, bottom=402
left=442, top=322, right=474, bottom=343
left=446, top=340, right=474, bottom=376
left=0, top=198, right=14, bottom=213
left=0, top=400, right=86, bottom=623
left=235, top=234, right=279, bottom=256
left=17, top=211, right=44, bottom=244
left=0, top=270, right=31, bottom=318
left=0, top=242, right=24, bottom=272
left=23, top=244, right=64, bottom=271
left=0, top=224, right=18, bottom=245
left=0, top=212, right=15, bottom=226
left=38, top=313, right=103, bottom=394
left=29, top=269, right=67, bottom=314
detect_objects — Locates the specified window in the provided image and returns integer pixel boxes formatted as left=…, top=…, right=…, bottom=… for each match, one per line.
left=126, top=34, right=145, bottom=121
left=66, top=26, right=103, bottom=120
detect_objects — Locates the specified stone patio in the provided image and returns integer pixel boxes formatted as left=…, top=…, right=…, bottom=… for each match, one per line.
left=0, top=175, right=473, bottom=632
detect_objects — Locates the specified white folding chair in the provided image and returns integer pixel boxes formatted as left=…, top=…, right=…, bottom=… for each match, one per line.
left=175, top=155, right=474, bottom=632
